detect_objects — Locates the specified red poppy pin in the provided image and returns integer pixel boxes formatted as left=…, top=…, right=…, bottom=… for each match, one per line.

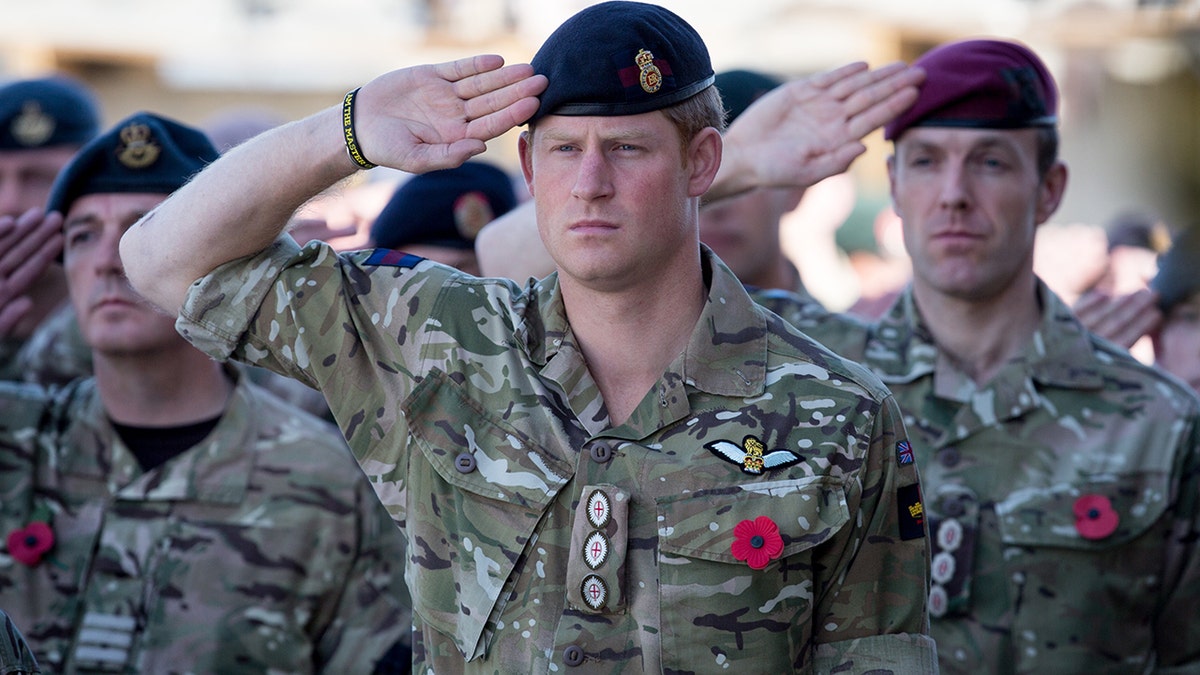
left=6, top=504, right=56, bottom=567
left=731, top=516, right=784, bottom=570
left=1074, top=494, right=1119, bottom=540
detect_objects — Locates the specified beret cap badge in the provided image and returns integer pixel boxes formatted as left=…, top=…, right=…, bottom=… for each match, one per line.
left=12, top=102, right=55, bottom=147
left=452, top=191, right=494, bottom=240
left=635, top=49, right=663, bottom=94
left=117, top=123, right=161, bottom=169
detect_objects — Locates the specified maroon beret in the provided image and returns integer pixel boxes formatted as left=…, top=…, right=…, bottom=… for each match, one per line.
left=884, top=38, right=1057, bottom=141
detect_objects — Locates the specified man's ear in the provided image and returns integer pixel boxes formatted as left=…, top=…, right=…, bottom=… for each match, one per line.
left=886, top=153, right=903, bottom=220
left=518, top=130, right=535, bottom=197
left=1035, top=161, right=1068, bottom=225
left=686, top=127, right=722, bottom=198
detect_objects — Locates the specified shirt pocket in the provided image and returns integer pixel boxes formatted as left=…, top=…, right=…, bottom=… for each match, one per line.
left=993, top=471, right=1172, bottom=664
left=130, top=518, right=322, bottom=674
left=404, top=371, right=572, bottom=661
left=655, top=475, right=850, bottom=672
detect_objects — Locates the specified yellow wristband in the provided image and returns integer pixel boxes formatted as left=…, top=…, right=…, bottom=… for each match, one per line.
left=342, top=88, right=377, bottom=170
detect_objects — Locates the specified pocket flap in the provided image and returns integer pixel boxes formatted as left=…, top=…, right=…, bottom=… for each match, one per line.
left=996, top=472, right=1170, bottom=549
left=657, top=476, right=849, bottom=564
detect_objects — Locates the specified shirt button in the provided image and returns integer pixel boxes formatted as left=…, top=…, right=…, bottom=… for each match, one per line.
left=937, top=447, right=961, bottom=468
left=563, top=644, right=585, bottom=666
left=589, top=442, right=613, bottom=464
left=454, top=452, right=477, bottom=474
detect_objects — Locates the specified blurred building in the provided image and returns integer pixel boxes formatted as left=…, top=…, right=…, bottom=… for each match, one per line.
left=1, top=0, right=1197, bottom=229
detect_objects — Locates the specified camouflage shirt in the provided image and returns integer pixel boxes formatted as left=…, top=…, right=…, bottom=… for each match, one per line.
left=759, top=282, right=1200, bottom=674
left=174, top=238, right=936, bottom=674
left=15, top=304, right=334, bottom=423
left=0, top=368, right=411, bottom=674
left=11, top=302, right=92, bottom=387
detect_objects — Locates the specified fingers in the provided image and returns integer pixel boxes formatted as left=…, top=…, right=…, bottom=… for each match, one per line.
left=806, top=62, right=869, bottom=91
left=0, top=295, right=32, bottom=337
left=1074, top=289, right=1163, bottom=350
left=0, top=209, right=62, bottom=279
left=461, top=70, right=547, bottom=127
left=434, top=54, right=508, bottom=86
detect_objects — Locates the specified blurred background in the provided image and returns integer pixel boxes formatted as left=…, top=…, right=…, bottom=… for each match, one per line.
left=3, top=0, right=1198, bottom=281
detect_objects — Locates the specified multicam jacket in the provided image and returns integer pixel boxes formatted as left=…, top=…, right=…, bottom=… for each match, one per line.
left=0, top=368, right=411, bottom=674
left=175, top=238, right=936, bottom=674
left=758, top=282, right=1200, bottom=674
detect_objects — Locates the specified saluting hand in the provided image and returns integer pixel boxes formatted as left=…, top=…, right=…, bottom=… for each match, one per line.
left=351, top=55, right=548, bottom=173
left=714, top=61, right=924, bottom=200
left=0, top=208, right=63, bottom=338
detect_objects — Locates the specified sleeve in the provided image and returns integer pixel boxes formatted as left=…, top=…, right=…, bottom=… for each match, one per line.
left=811, top=392, right=937, bottom=673
left=1152, top=409, right=1200, bottom=670
left=176, top=235, right=463, bottom=449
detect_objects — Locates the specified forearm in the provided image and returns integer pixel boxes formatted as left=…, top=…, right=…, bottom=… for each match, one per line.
left=121, top=106, right=357, bottom=314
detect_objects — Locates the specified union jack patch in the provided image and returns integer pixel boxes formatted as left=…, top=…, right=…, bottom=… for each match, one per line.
left=897, top=440, right=914, bottom=465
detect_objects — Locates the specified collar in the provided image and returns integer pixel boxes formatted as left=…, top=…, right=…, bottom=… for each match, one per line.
left=867, top=279, right=1105, bottom=391
left=61, top=365, right=254, bottom=504
left=513, top=247, right=767, bottom=438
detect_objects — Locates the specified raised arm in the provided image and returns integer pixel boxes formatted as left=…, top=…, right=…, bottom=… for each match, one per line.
left=708, top=61, right=923, bottom=204
left=120, top=55, right=547, bottom=313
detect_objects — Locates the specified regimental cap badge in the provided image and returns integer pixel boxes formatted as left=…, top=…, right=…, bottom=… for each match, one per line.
left=116, top=123, right=160, bottom=169
left=705, top=435, right=802, bottom=475
left=635, top=48, right=663, bottom=94
left=11, top=102, right=55, bottom=147
left=453, top=190, right=494, bottom=241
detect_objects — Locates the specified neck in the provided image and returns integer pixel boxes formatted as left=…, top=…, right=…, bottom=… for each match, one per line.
left=560, top=268, right=707, bottom=426
left=912, top=277, right=1042, bottom=385
left=93, top=346, right=233, bottom=426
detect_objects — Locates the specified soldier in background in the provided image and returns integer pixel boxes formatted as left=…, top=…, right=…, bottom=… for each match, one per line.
left=0, top=111, right=411, bottom=673
left=0, top=76, right=99, bottom=381
left=733, top=38, right=1200, bottom=673
left=119, top=2, right=936, bottom=671
left=367, top=159, right=517, bottom=276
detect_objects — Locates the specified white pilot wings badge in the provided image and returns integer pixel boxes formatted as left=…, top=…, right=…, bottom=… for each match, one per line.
left=705, top=435, right=802, bottom=475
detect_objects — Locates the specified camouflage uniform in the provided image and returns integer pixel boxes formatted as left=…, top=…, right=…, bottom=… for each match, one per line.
left=0, top=367, right=412, bottom=674
left=0, top=609, right=40, bottom=674
left=15, top=303, right=334, bottom=422
left=13, top=303, right=92, bottom=387
left=174, top=237, right=936, bottom=674
left=758, top=282, right=1200, bottom=673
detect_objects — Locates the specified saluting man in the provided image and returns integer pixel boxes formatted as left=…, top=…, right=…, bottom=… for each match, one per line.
left=119, top=2, right=936, bottom=672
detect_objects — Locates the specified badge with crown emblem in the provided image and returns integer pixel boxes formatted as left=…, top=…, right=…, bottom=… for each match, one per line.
left=705, top=435, right=802, bottom=475
left=11, top=102, right=55, bottom=147
left=453, top=191, right=493, bottom=240
left=635, top=48, right=663, bottom=94
left=116, top=123, right=160, bottom=169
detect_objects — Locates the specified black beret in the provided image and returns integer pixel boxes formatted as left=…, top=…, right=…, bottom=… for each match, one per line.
left=46, top=111, right=218, bottom=216
left=1152, top=227, right=1200, bottom=312
left=885, top=38, right=1058, bottom=141
left=0, top=75, right=100, bottom=150
left=370, top=161, right=516, bottom=250
left=714, top=69, right=782, bottom=127
left=529, top=1, right=715, bottom=123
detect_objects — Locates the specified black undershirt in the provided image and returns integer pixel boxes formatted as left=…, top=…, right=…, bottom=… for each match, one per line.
left=110, top=416, right=222, bottom=473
